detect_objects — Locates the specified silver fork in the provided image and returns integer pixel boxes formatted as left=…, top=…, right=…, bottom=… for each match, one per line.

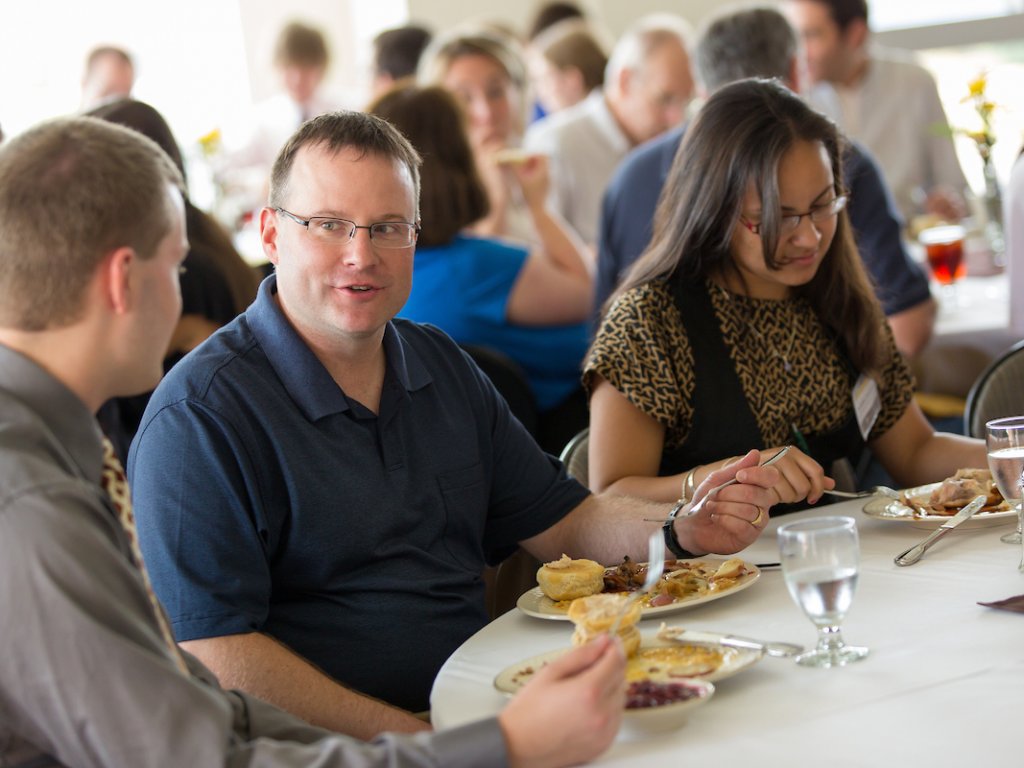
left=822, top=486, right=901, bottom=500
left=609, top=531, right=664, bottom=637
left=641, top=446, right=794, bottom=525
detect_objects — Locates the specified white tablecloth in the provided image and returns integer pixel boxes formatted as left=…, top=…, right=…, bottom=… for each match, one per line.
left=430, top=501, right=1024, bottom=765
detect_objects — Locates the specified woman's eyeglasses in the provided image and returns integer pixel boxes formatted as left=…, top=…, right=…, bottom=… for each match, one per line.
left=739, top=195, right=849, bottom=236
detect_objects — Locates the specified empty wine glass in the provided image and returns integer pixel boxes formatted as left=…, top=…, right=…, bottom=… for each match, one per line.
left=985, top=416, right=1024, bottom=570
left=778, top=516, right=868, bottom=668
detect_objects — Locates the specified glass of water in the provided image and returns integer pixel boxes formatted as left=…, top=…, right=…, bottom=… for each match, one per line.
left=985, top=416, right=1024, bottom=568
left=778, top=516, right=869, bottom=668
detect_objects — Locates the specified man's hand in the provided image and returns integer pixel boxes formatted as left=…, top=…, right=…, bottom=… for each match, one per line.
left=924, top=185, right=967, bottom=222
left=499, top=634, right=625, bottom=768
left=678, top=449, right=782, bottom=554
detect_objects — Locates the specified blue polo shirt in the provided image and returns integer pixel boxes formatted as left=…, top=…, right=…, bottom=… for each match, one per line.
left=595, top=125, right=931, bottom=326
left=128, top=275, right=589, bottom=712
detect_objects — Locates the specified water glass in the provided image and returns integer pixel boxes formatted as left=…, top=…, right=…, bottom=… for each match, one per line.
left=778, top=516, right=869, bottom=667
left=985, top=416, right=1024, bottom=570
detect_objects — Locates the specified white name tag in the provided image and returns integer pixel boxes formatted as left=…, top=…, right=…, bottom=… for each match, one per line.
left=852, top=374, right=881, bottom=441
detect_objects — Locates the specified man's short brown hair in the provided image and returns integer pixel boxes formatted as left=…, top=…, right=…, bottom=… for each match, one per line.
left=268, top=110, right=422, bottom=214
left=274, top=21, right=329, bottom=69
left=0, top=117, right=183, bottom=331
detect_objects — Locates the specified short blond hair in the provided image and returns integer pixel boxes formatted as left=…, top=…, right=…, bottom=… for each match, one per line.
left=0, top=117, right=183, bottom=331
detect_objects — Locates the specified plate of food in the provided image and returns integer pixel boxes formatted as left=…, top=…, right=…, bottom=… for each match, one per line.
left=494, top=633, right=761, bottom=695
left=496, top=599, right=743, bottom=733
left=516, top=554, right=760, bottom=621
left=863, top=468, right=1015, bottom=528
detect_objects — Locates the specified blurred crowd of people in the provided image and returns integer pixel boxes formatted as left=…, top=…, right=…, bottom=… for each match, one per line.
left=0, top=2, right=1014, bottom=766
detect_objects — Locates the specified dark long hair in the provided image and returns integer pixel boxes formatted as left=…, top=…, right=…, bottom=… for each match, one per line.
left=88, top=98, right=261, bottom=314
left=614, top=77, right=886, bottom=374
left=368, top=84, right=489, bottom=247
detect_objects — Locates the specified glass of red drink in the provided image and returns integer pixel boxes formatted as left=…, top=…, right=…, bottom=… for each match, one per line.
left=919, top=225, right=966, bottom=286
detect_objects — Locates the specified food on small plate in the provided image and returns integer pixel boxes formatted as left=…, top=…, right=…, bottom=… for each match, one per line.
left=626, top=644, right=725, bottom=679
left=494, top=636, right=748, bottom=694
left=626, top=679, right=707, bottom=709
left=901, top=468, right=1009, bottom=516
left=567, top=593, right=642, bottom=657
left=536, top=554, right=605, bottom=601
left=492, top=147, right=538, bottom=165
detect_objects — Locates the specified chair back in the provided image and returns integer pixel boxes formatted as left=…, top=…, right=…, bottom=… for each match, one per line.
left=460, top=344, right=539, bottom=437
left=558, top=427, right=590, bottom=488
left=964, top=340, right=1024, bottom=438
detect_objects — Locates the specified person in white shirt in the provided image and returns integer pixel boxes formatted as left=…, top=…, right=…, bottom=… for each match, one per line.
left=524, top=14, right=693, bottom=248
left=218, top=21, right=339, bottom=224
left=783, top=0, right=967, bottom=226
left=80, top=45, right=135, bottom=111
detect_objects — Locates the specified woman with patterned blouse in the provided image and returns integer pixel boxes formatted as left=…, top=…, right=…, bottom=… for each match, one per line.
left=585, top=78, right=984, bottom=513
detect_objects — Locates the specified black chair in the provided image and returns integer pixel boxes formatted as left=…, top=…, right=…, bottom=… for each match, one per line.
left=462, top=344, right=543, bottom=618
left=964, top=340, right=1024, bottom=438
left=460, top=344, right=539, bottom=438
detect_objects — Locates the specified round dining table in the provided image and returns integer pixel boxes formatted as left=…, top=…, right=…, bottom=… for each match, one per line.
left=430, top=499, right=1024, bottom=766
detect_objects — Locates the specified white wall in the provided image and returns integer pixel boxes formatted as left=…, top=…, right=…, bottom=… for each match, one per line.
left=404, top=0, right=726, bottom=38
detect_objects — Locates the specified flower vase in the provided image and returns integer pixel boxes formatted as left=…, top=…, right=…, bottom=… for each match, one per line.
left=982, top=156, right=1006, bottom=268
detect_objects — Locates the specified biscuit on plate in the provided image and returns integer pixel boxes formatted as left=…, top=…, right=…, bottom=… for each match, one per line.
left=536, top=554, right=605, bottom=601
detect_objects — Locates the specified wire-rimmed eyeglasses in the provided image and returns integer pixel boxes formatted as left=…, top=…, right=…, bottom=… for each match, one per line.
left=739, top=195, right=849, bottom=236
left=275, top=207, right=420, bottom=248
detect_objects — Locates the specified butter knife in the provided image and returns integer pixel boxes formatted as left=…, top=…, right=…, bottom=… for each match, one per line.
left=893, top=494, right=987, bottom=567
left=657, top=626, right=804, bottom=658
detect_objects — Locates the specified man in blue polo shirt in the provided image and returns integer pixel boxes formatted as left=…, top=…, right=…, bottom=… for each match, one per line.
left=595, top=5, right=936, bottom=359
left=129, top=111, right=781, bottom=739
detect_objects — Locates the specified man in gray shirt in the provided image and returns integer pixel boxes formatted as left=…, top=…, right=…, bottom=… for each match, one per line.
left=0, top=116, right=626, bottom=767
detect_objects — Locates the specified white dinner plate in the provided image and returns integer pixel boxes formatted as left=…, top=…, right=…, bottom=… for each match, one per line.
left=862, top=482, right=1016, bottom=529
left=516, top=560, right=761, bottom=621
left=493, top=630, right=763, bottom=695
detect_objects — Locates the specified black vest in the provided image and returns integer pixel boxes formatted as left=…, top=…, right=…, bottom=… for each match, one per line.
left=661, top=279, right=864, bottom=515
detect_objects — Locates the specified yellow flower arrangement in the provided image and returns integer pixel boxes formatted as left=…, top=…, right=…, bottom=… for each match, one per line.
left=959, top=73, right=997, bottom=163
left=197, top=127, right=222, bottom=159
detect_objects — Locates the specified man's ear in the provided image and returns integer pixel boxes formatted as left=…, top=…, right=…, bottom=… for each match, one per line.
left=616, top=65, right=633, bottom=98
left=260, top=206, right=280, bottom=266
left=844, top=18, right=868, bottom=51
left=103, top=246, right=137, bottom=315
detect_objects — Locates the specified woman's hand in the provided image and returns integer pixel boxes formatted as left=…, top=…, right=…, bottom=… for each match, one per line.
left=677, top=450, right=781, bottom=554
left=506, top=152, right=550, bottom=211
left=745, top=446, right=833, bottom=506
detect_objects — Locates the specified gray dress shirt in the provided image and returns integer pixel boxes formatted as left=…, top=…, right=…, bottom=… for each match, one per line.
left=0, top=343, right=507, bottom=768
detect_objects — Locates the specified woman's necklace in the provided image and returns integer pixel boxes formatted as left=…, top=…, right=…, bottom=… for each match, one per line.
left=718, top=285, right=799, bottom=372
left=745, top=313, right=799, bottom=372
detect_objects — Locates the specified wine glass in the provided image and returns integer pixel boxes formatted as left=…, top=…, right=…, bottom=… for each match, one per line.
left=985, top=416, right=1024, bottom=570
left=778, top=516, right=869, bottom=668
